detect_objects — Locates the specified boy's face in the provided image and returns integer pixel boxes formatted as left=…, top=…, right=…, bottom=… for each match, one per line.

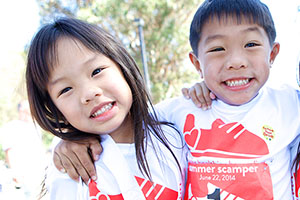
left=190, top=17, right=280, bottom=105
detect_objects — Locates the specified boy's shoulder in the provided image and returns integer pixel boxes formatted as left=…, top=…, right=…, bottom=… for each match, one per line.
left=262, top=84, right=300, bottom=101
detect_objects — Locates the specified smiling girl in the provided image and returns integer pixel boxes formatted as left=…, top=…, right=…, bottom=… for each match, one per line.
left=26, top=17, right=187, bottom=200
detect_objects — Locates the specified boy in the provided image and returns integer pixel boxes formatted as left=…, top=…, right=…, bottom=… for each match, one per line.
left=52, top=0, right=300, bottom=199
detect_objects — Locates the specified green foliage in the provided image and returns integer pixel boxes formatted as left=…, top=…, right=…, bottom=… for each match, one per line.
left=42, top=130, right=54, bottom=150
left=36, top=0, right=203, bottom=103
left=0, top=144, right=4, bottom=161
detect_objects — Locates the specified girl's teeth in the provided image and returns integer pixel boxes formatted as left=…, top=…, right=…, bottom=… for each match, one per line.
left=226, top=79, right=249, bottom=87
left=92, top=103, right=113, bottom=117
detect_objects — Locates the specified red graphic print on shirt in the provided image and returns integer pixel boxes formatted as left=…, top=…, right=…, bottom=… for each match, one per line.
left=89, top=176, right=179, bottom=200
left=183, top=114, right=273, bottom=200
left=292, top=165, right=300, bottom=198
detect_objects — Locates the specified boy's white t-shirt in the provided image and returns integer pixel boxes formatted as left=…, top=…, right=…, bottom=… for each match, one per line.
left=46, top=124, right=188, bottom=200
left=156, top=84, right=300, bottom=200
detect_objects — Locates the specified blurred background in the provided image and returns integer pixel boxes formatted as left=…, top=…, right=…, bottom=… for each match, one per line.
left=0, top=0, right=299, bottom=199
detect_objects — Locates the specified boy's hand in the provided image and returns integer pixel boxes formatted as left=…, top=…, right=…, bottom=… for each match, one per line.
left=53, top=138, right=102, bottom=184
left=182, top=82, right=216, bottom=110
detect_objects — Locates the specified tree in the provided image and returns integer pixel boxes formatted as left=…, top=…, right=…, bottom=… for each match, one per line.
left=36, top=0, right=202, bottom=103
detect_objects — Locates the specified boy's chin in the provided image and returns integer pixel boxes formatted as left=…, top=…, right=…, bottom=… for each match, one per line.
left=220, top=96, right=256, bottom=106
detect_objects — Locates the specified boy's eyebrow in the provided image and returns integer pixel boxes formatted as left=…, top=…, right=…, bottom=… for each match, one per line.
left=204, top=26, right=263, bottom=44
left=204, top=34, right=225, bottom=44
left=243, top=26, right=262, bottom=35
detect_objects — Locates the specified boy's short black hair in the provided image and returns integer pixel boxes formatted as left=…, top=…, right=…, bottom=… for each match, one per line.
left=190, top=0, right=276, bottom=56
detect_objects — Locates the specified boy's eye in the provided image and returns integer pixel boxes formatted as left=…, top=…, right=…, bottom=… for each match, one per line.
left=91, top=68, right=102, bottom=77
left=209, top=47, right=225, bottom=52
left=59, top=87, right=72, bottom=96
left=245, top=42, right=259, bottom=48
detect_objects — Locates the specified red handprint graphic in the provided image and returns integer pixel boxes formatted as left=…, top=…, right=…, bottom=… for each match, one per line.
left=183, top=114, right=269, bottom=158
left=89, top=176, right=179, bottom=200
left=183, top=114, right=273, bottom=199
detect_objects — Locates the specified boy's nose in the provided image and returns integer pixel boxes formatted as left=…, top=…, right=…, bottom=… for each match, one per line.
left=226, top=52, right=247, bottom=70
left=80, top=87, right=102, bottom=104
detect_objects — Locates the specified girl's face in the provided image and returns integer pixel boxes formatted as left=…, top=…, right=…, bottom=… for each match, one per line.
left=47, top=38, right=133, bottom=143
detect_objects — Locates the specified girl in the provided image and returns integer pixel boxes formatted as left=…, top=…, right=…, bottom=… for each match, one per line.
left=26, top=17, right=187, bottom=199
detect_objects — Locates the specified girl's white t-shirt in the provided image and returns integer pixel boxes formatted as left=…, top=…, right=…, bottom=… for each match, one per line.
left=46, top=124, right=188, bottom=200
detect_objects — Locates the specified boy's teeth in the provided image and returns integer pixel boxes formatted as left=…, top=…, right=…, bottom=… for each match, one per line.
left=92, top=103, right=113, bottom=117
left=226, top=79, right=249, bottom=87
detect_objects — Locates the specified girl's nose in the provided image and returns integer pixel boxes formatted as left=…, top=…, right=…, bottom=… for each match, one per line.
left=80, top=87, right=102, bottom=104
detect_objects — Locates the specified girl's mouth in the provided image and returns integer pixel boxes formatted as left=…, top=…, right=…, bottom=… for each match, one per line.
left=90, top=102, right=114, bottom=118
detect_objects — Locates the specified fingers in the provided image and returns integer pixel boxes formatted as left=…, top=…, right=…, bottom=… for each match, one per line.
left=189, top=84, right=202, bottom=108
left=53, top=151, right=66, bottom=173
left=74, top=146, right=97, bottom=183
left=53, top=151, right=82, bottom=182
left=53, top=139, right=97, bottom=184
left=181, top=88, right=190, bottom=99
left=88, top=139, right=102, bottom=162
left=210, top=92, right=217, bottom=100
left=182, top=82, right=216, bottom=110
left=190, top=82, right=211, bottom=110
left=199, top=83, right=212, bottom=110
left=78, top=138, right=102, bottom=181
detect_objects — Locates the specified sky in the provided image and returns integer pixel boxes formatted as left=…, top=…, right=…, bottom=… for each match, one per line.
left=0, top=0, right=40, bottom=102
left=0, top=0, right=300, bottom=94
left=0, top=0, right=40, bottom=55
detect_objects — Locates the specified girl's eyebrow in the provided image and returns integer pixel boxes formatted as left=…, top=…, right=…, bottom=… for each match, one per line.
left=49, top=54, right=99, bottom=86
left=48, top=76, right=65, bottom=86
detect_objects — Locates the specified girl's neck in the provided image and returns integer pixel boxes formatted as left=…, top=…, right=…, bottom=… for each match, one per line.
left=110, top=114, right=134, bottom=144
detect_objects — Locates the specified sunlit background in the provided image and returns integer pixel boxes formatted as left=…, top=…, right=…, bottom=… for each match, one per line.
left=0, top=0, right=299, bottom=199
left=0, top=1, right=299, bottom=131
left=1, top=0, right=300, bottom=105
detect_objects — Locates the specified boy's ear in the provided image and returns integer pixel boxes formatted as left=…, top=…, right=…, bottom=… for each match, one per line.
left=269, top=42, right=280, bottom=65
left=189, top=52, right=203, bottom=79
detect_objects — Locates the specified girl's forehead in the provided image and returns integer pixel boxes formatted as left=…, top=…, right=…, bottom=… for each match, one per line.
left=53, top=38, right=93, bottom=66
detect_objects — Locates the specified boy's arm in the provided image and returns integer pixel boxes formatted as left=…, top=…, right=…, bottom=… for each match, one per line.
left=181, top=81, right=216, bottom=110
left=53, top=138, right=101, bottom=183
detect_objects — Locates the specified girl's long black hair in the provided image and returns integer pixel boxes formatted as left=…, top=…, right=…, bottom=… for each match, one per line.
left=26, top=17, right=183, bottom=181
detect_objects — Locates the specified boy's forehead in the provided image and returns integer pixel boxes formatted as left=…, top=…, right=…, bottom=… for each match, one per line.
left=200, top=14, right=265, bottom=38
left=206, top=13, right=257, bottom=27
left=197, top=16, right=270, bottom=52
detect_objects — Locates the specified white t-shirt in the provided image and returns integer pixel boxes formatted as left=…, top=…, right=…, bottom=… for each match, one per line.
left=46, top=124, right=188, bottom=200
left=156, top=85, right=300, bottom=200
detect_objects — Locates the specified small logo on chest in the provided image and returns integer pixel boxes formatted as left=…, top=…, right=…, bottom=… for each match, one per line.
left=262, top=125, right=275, bottom=141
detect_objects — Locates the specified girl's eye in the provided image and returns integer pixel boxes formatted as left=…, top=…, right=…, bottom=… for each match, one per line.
left=245, top=42, right=259, bottom=48
left=209, top=47, right=225, bottom=52
left=59, top=87, right=72, bottom=96
left=91, top=68, right=102, bottom=77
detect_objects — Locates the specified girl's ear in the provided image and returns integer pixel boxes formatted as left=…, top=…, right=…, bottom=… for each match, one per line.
left=189, top=52, right=203, bottom=79
left=269, top=42, right=280, bottom=65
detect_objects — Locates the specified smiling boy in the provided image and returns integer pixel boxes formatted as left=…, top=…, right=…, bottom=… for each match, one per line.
left=156, top=0, right=300, bottom=199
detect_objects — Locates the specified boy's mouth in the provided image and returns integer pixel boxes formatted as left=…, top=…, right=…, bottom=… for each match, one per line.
left=90, top=102, right=114, bottom=118
left=225, top=78, right=250, bottom=87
